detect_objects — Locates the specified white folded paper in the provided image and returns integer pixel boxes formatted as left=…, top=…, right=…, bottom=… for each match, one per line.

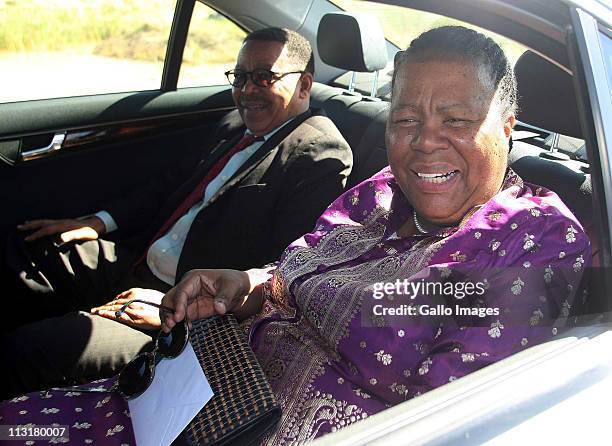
left=128, top=343, right=213, bottom=446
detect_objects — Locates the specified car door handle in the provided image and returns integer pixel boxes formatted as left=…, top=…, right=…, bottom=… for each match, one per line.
left=21, top=132, right=66, bottom=161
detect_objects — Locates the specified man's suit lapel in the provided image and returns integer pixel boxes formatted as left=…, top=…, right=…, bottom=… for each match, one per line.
left=193, top=133, right=243, bottom=180
left=169, top=132, right=243, bottom=203
left=143, top=133, right=243, bottom=240
left=203, top=143, right=279, bottom=208
left=203, top=108, right=314, bottom=207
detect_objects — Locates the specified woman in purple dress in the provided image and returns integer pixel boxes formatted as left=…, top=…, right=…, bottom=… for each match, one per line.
left=2, top=26, right=590, bottom=445
left=162, top=26, right=591, bottom=443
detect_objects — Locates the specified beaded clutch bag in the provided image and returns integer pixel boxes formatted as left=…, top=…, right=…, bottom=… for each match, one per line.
left=173, top=314, right=281, bottom=446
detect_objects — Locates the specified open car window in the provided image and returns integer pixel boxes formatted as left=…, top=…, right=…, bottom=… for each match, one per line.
left=0, top=0, right=177, bottom=103
left=177, top=2, right=246, bottom=88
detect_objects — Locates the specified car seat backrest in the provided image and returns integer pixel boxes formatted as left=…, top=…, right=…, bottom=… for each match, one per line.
left=311, top=84, right=388, bottom=188
left=514, top=50, right=582, bottom=139
left=314, top=12, right=390, bottom=188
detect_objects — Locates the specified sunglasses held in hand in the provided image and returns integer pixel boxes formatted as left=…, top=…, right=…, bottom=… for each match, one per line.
left=46, top=300, right=189, bottom=400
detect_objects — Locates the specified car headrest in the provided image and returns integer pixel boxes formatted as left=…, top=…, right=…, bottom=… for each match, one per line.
left=514, top=50, right=582, bottom=138
left=317, top=12, right=388, bottom=72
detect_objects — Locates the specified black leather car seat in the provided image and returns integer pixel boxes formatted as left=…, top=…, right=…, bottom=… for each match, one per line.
left=313, top=12, right=390, bottom=189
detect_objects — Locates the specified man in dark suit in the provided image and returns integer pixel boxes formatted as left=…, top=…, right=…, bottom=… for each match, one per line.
left=2, top=28, right=352, bottom=397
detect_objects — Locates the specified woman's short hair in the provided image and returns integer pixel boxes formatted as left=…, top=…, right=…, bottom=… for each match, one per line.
left=245, top=27, right=315, bottom=75
left=392, top=26, right=517, bottom=119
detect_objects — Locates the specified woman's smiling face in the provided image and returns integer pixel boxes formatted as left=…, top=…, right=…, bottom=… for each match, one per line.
left=386, top=57, right=515, bottom=226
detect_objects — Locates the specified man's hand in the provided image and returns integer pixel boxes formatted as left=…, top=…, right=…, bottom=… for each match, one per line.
left=161, top=269, right=251, bottom=333
left=91, top=288, right=165, bottom=330
left=18, top=217, right=106, bottom=242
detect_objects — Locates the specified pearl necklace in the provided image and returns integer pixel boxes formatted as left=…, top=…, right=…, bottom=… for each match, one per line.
left=413, top=209, right=428, bottom=234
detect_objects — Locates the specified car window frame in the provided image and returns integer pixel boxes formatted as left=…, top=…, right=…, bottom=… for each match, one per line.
left=161, top=0, right=197, bottom=90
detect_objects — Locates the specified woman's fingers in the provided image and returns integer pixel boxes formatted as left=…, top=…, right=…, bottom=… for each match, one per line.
left=161, top=271, right=218, bottom=330
left=161, top=286, right=184, bottom=332
left=160, top=269, right=250, bottom=331
left=91, top=298, right=127, bottom=313
left=213, top=272, right=250, bottom=313
left=115, top=289, right=137, bottom=300
left=213, top=296, right=227, bottom=314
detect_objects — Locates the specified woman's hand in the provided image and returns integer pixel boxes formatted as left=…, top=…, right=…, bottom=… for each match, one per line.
left=160, top=269, right=252, bottom=333
left=91, top=288, right=165, bottom=330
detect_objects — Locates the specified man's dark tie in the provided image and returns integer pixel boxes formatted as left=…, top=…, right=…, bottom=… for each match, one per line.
left=142, top=133, right=263, bottom=260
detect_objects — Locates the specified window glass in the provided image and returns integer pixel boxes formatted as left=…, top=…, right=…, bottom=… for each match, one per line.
left=0, top=0, right=176, bottom=103
left=332, top=0, right=526, bottom=65
left=178, top=2, right=246, bottom=88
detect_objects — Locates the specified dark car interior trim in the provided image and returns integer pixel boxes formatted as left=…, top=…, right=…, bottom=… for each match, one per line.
left=0, top=87, right=234, bottom=140
left=56, top=111, right=230, bottom=156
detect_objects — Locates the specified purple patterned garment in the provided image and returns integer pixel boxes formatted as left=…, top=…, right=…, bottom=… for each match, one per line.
left=247, top=167, right=591, bottom=445
left=0, top=167, right=590, bottom=446
left=0, top=378, right=135, bottom=445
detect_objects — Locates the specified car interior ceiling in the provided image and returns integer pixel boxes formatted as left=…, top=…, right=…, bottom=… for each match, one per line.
left=310, top=12, right=602, bottom=316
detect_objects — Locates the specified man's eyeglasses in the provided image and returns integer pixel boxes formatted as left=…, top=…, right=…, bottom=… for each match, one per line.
left=46, top=300, right=189, bottom=400
left=224, top=68, right=304, bottom=88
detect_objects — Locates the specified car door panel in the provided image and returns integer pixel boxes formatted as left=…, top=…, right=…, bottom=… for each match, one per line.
left=0, top=85, right=235, bottom=239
